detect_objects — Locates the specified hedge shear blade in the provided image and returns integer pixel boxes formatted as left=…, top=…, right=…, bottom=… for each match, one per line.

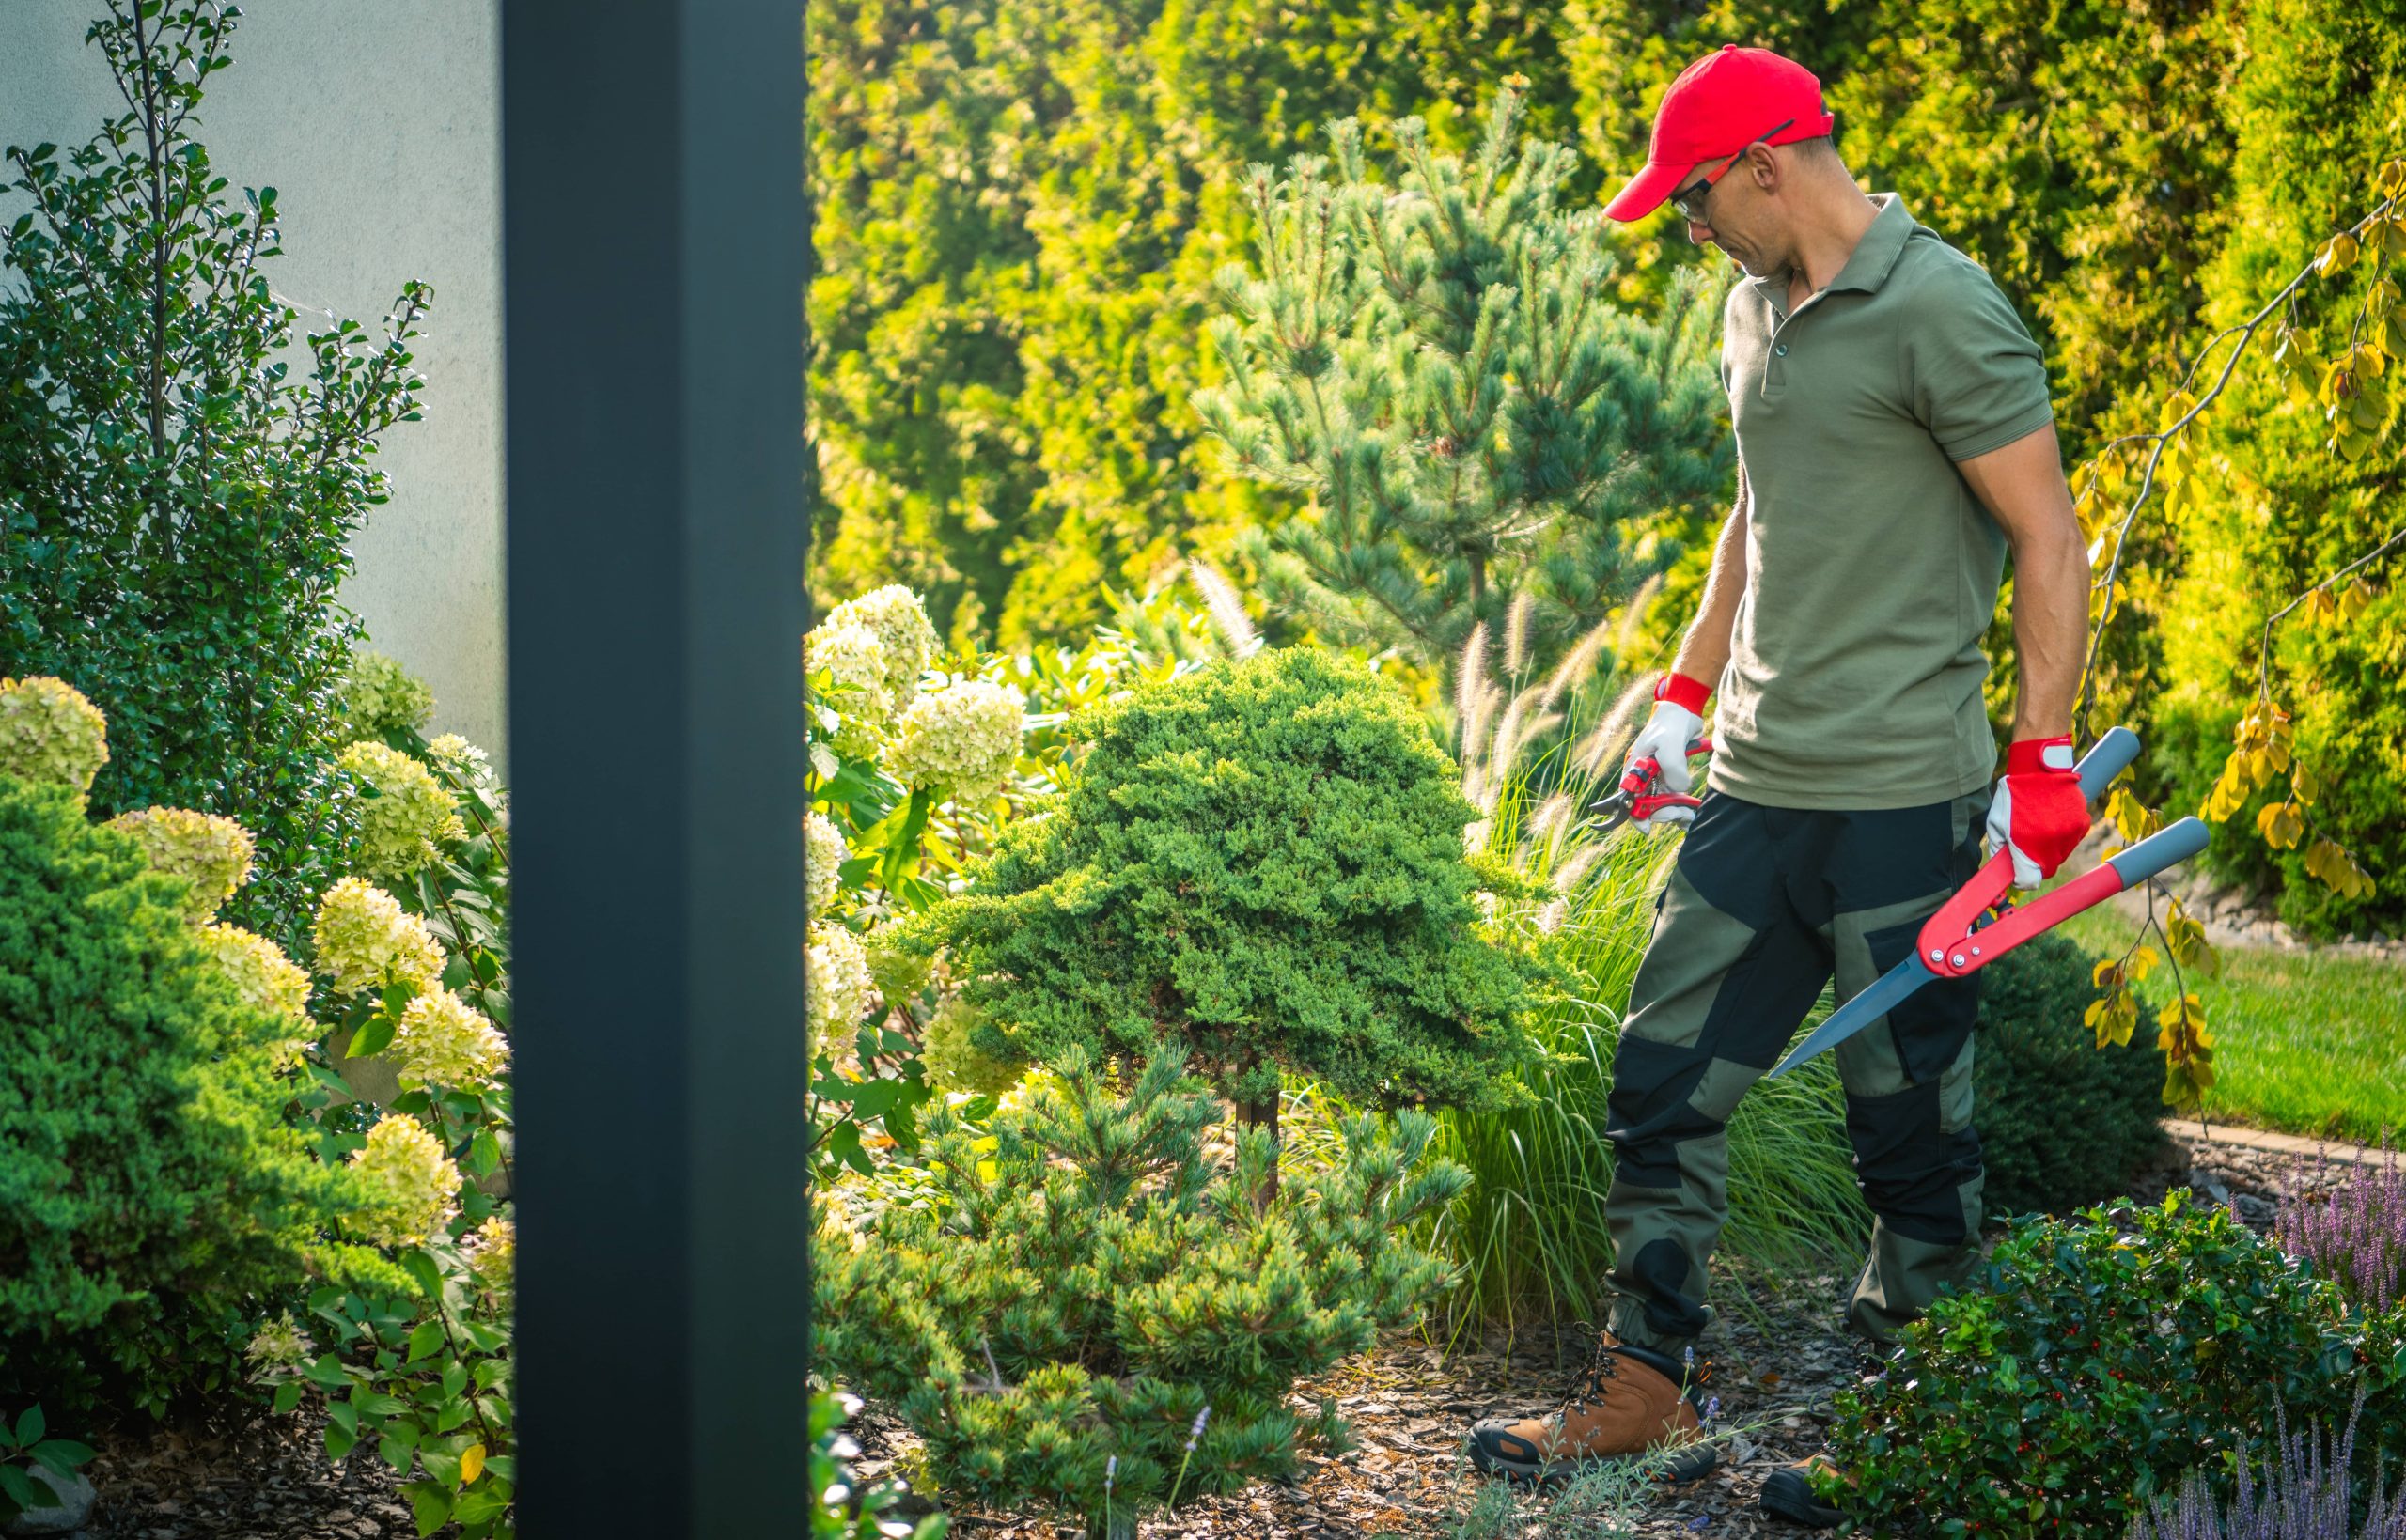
left=1590, top=737, right=1714, bottom=833
left=1766, top=726, right=2211, bottom=1079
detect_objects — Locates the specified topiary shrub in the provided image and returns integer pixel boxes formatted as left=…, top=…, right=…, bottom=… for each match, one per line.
left=813, top=1047, right=1468, bottom=1528
left=1828, top=1192, right=2406, bottom=1538
left=1970, top=930, right=2170, bottom=1220
left=0, top=770, right=366, bottom=1409
left=913, top=646, right=1545, bottom=1150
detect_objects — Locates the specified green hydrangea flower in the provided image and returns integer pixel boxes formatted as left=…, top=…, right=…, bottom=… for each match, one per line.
left=339, top=649, right=436, bottom=736
left=312, top=877, right=445, bottom=998
left=806, top=620, right=892, bottom=754
left=807, top=922, right=875, bottom=1058
left=347, top=1114, right=462, bottom=1248
left=337, top=739, right=466, bottom=885
left=104, top=806, right=256, bottom=922
left=469, top=1216, right=515, bottom=1311
left=0, top=676, right=109, bottom=796
left=243, top=1311, right=315, bottom=1375
left=387, top=986, right=509, bottom=1090
left=883, top=678, right=1023, bottom=802
left=822, top=583, right=938, bottom=713
left=806, top=812, right=849, bottom=914
left=919, top=996, right=1019, bottom=1097
left=198, top=922, right=314, bottom=1068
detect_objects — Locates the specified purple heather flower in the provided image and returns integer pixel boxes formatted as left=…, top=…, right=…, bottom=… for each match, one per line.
left=1185, top=1406, right=1211, bottom=1453
left=2273, top=1132, right=2403, bottom=1315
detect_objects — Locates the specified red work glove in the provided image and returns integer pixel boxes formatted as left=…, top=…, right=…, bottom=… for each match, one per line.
left=1621, top=672, right=1711, bottom=832
left=1985, top=734, right=2089, bottom=890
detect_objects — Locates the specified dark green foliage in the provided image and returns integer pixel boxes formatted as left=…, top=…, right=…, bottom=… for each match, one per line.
left=0, top=773, right=360, bottom=1411
left=1971, top=932, right=2169, bottom=1220
left=917, top=647, right=1544, bottom=1116
left=1829, top=1193, right=2406, bottom=1539
left=0, top=3, right=428, bottom=950
left=813, top=1048, right=1468, bottom=1522
left=1194, top=88, right=1733, bottom=679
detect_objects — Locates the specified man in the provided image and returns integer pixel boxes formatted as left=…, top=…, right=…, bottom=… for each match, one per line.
left=1462, top=44, right=2093, bottom=1525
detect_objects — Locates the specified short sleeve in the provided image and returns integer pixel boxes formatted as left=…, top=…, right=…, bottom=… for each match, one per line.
left=1898, top=262, right=2054, bottom=461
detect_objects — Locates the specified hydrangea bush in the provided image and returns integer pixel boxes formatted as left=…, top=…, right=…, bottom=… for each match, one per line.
left=0, top=665, right=522, bottom=1537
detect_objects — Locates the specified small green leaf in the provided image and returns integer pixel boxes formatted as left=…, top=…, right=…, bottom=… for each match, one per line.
left=406, top=1480, right=454, bottom=1535
left=272, top=1380, right=305, bottom=1414
left=13, top=1407, right=42, bottom=1447
left=408, top=1320, right=445, bottom=1362
left=325, top=1420, right=358, bottom=1462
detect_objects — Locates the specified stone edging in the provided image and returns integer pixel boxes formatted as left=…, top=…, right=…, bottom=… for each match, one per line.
left=2161, top=1117, right=2395, bottom=1168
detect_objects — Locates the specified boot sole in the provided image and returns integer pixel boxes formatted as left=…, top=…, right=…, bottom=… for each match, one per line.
left=1758, top=1467, right=1845, bottom=1528
left=1467, top=1434, right=1718, bottom=1486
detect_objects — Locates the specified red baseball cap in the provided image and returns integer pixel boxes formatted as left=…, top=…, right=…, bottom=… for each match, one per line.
left=1602, top=45, right=1836, bottom=223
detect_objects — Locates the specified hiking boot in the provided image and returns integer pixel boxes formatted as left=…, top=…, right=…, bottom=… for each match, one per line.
left=1758, top=1454, right=1849, bottom=1528
left=1465, top=1331, right=1714, bottom=1483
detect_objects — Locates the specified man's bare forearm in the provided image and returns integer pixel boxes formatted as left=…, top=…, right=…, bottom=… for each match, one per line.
left=1669, top=478, right=1750, bottom=691
left=2006, top=514, right=2087, bottom=741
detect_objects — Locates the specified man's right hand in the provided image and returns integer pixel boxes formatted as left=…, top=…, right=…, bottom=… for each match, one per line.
left=1622, top=673, right=1712, bottom=831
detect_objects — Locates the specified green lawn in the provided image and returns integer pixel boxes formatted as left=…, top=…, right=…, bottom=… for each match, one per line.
left=2055, top=907, right=2406, bottom=1144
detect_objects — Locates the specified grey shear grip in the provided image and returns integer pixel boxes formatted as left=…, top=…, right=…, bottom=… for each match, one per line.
left=2104, top=817, right=2211, bottom=888
left=2074, top=726, right=2142, bottom=800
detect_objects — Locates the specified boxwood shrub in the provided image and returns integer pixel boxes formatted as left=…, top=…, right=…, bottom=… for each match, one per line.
left=1973, top=931, right=2170, bottom=1220
left=1828, top=1192, right=2406, bottom=1538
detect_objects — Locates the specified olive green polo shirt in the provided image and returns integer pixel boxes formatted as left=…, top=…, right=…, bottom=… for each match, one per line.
left=1708, top=191, right=2055, bottom=810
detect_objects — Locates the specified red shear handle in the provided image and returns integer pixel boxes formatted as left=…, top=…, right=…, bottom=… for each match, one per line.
left=1618, top=738, right=1716, bottom=800
left=1919, top=817, right=2211, bottom=978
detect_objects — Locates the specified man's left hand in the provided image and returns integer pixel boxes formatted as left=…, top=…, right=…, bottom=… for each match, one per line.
left=1986, top=734, right=2089, bottom=889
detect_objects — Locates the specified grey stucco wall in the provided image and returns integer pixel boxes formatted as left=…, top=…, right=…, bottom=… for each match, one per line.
left=0, top=2, right=508, bottom=768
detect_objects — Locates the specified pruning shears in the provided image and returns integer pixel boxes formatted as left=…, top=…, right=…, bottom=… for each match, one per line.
left=1766, top=725, right=2211, bottom=1078
left=1589, top=737, right=1715, bottom=834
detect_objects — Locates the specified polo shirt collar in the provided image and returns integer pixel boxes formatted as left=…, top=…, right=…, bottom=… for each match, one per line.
left=1745, top=191, right=1915, bottom=303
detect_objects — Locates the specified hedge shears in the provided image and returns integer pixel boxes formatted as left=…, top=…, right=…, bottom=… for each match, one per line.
left=1767, top=726, right=2210, bottom=1079
left=1589, top=738, right=1714, bottom=834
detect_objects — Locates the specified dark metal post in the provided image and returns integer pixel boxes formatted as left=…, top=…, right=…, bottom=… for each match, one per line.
left=503, top=2, right=809, bottom=1532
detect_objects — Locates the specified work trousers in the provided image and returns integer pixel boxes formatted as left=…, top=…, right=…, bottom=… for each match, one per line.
left=1602, top=785, right=1992, bottom=1348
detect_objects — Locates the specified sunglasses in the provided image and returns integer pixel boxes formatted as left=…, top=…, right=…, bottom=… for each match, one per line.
left=1668, top=116, right=1796, bottom=226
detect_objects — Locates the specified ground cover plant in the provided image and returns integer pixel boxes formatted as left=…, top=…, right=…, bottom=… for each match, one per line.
left=0, top=1, right=429, bottom=945
left=1829, top=1192, right=2406, bottom=1538
left=812, top=1047, right=1467, bottom=1531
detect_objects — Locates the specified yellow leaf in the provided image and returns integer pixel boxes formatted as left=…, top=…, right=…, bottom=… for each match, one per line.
left=2291, top=763, right=2320, bottom=807
left=461, top=1442, right=486, bottom=1486
left=2090, top=960, right=2120, bottom=989
left=2341, top=578, right=2375, bottom=620
left=2127, top=943, right=2160, bottom=982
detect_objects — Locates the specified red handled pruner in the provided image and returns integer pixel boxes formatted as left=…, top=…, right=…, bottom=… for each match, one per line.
left=1767, top=725, right=2210, bottom=1078
left=1589, top=737, right=1714, bottom=833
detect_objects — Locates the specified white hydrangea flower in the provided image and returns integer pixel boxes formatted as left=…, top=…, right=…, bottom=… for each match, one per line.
left=806, top=922, right=875, bottom=1057
left=883, top=678, right=1023, bottom=802
left=337, top=739, right=467, bottom=885
left=388, top=987, right=510, bottom=1089
left=805, top=620, right=893, bottom=754
left=243, top=1311, right=314, bottom=1374
left=424, top=733, right=492, bottom=781
left=822, top=584, right=938, bottom=714
left=805, top=812, right=849, bottom=914
left=311, top=877, right=445, bottom=998
left=348, top=1114, right=463, bottom=1247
